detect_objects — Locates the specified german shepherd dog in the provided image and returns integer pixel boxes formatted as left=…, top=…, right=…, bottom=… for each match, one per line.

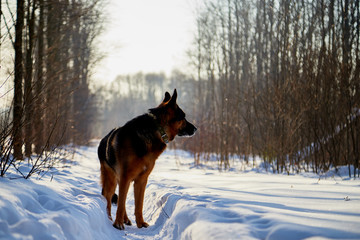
left=98, top=89, right=196, bottom=230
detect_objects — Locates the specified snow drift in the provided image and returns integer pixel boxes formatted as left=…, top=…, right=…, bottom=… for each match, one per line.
left=0, top=146, right=359, bottom=239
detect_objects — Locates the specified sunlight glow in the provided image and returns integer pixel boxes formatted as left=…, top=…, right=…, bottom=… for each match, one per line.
left=94, top=0, right=197, bottom=83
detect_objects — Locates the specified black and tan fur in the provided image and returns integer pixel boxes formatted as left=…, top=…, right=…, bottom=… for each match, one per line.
left=98, top=89, right=196, bottom=230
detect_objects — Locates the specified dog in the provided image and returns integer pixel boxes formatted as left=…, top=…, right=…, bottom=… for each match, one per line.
left=98, top=89, right=197, bottom=230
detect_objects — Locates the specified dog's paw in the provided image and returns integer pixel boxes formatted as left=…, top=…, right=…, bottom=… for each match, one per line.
left=136, top=221, right=149, bottom=228
left=124, top=218, right=132, bottom=226
left=113, top=222, right=125, bottom=230
left=106, top=210, right=113, bottom=221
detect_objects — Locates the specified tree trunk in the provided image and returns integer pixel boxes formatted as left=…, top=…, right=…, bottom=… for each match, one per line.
left=34, top=0, right=45, bottom=154
left=24, top=0, right=36, bottom=157
left=13, top=0, right=25, bottom=160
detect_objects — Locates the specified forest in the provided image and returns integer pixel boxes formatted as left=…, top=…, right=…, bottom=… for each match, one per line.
left=1, top=0, right=359, bottom=178
left=1, top=0, right=102, bottom=177
left=186, top=0, right=359, bottom=177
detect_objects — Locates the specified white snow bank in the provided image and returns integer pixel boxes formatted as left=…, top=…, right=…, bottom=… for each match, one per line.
left=1, top=147, right=360, bottom=240
left=0, top=147, right=121, bottom=240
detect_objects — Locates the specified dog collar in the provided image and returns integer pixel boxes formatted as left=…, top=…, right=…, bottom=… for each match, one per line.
left=159, top=128, right=169, bottom=144
left=148, top=113, right=169, bottom=144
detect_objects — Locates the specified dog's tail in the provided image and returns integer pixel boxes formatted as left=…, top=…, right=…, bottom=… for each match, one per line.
left=98, top=128, right=118, bottom=204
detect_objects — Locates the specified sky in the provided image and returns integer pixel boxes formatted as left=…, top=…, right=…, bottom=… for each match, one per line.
left=93, top=0, right=198, bottom=83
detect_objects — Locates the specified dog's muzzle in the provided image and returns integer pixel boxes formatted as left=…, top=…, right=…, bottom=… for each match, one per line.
left=178, top=119, right=197, bottom=137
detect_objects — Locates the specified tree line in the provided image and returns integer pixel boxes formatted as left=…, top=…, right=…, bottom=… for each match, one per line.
left=2, top=0, right=358, bottom=178
left=0, top=0, right=102, bottom=177
left=93, top=70, right=196, bottom=139
left=186, top=0, right=359, bottom=177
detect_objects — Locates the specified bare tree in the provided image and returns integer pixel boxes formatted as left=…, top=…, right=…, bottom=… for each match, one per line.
left=13, top=0, right=24, bottom=160
left=1, top=0, right=105, bottom=178
left=24, top=0, right=36, bottom=157
left=188, top=0, right=359, bottom=176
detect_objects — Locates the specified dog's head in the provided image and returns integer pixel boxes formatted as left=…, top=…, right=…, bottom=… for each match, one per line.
left=150, top=89, right=197, bottom=142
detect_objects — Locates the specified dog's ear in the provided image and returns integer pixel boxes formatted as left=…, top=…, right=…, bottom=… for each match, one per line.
left=168, top=89, right=177, bottom=106
left=162, top=92, right=171, bottom=103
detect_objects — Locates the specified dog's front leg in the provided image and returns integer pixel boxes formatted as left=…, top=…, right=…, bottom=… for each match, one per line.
left=134, top=175, right=149, bottom=228
left=113, top=177, right=131, bottom=230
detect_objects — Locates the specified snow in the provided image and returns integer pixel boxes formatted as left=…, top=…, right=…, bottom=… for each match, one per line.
left=1, top=146, right=360, bottom=240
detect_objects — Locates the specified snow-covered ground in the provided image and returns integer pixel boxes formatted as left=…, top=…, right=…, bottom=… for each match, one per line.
left=0, top=146, right=359, bottom=240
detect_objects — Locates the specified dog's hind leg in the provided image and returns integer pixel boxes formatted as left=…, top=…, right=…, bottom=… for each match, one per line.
left=100, top=162, right=117, bottom=220
left=113, top=177, right=131, bottom=230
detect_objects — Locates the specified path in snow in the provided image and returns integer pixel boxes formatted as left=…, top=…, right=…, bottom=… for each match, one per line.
left=0, top=146, right=360, bottom=240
